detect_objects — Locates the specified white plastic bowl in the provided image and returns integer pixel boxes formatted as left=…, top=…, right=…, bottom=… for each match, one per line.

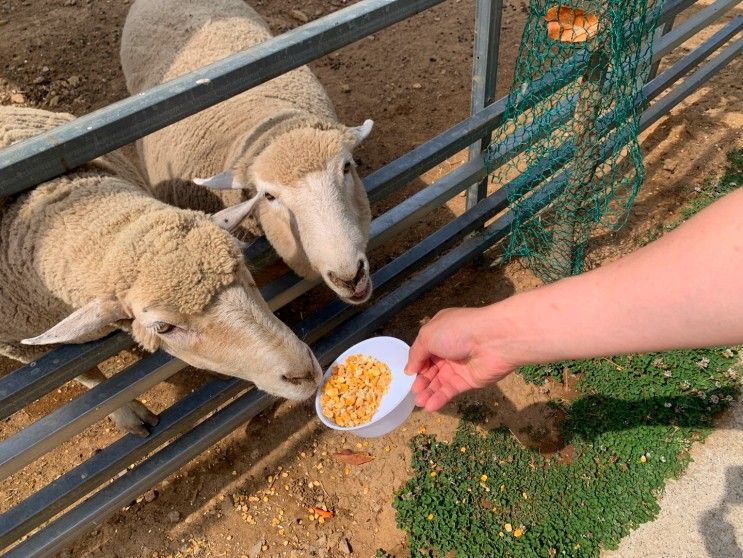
left=315, top=336, right=415, bottom=438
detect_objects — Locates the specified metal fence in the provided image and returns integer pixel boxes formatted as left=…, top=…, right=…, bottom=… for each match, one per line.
left=0, top=0, right=740, bottom=555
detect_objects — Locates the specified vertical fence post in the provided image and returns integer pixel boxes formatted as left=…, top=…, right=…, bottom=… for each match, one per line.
left=650, top=6, right=677, bottom=78
left=466, top=0, right=503, bottom=210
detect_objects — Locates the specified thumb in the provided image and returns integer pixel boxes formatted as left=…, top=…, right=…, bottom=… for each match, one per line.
left=405, top=333, right=432, bottom=375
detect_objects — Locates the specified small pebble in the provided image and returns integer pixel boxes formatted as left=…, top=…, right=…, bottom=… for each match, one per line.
left=167, top=511, right=181, bottom=523
left=143, top=489, right=158, bottom=503
left=338, top=538, right=352, bottom=555
left=290, top=9, right=309, bottom=23
left=247, top=540, right=263, bottom=558
left=10, top=93, right=25, bottom=104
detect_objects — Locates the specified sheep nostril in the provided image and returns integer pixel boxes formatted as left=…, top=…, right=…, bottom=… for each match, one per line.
left=282, top=372, right=314, bottom=385
left=353, top=259, right=366, bottom=286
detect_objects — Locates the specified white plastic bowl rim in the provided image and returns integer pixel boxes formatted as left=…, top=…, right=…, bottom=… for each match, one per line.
left=315, top=336, right=414, bottom=432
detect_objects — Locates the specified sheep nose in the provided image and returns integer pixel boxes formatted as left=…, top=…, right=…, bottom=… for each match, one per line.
left=327, top=259, right=368, bottom=290
left=281, top=371, right=315, bottom=385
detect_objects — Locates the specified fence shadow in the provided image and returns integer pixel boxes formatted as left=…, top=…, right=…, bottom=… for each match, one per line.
left=586, top=61, right=742, bottom=260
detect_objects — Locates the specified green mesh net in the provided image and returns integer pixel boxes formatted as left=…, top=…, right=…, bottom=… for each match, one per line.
left=485, top=0, right=663, bottom=283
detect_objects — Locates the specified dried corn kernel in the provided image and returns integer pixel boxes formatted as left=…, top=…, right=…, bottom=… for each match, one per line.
left=319, top=354, right=392, bottom=427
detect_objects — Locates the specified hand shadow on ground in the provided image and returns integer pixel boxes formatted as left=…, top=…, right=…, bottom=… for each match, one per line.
left=432, top=383, right=742, bottom=455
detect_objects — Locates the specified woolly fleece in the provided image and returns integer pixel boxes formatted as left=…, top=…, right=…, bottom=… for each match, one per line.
left=0, top=106, right=243, bottom=359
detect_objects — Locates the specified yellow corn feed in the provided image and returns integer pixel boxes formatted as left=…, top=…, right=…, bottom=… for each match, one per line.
left=319, top=354, right=392, bottom=427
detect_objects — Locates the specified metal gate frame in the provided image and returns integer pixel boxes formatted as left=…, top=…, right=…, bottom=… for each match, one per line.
left=0, top=0, right=740, bottom=555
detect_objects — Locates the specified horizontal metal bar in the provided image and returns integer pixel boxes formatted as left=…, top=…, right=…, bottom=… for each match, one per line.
left=370, top=160, right=485, bottom=248
left=0, top=333, right=133, bottom=421
left=0, top=377, right=245, bottom=549
left=0, top=352, right=183, bottom=480
left=364, top=98, right=507, bottom=203
left=9, top=40, right=734, bottom=546
left=3, top=389, right=274, bottom=558
left=652, top=0, right=740, bottom=62
left=263, top=274, right=316, bottom=312
left=643, top=33, right=743, bottom=130
left=646, top=15, right=743, bottom=102
left=0, top=0, right=446, bottom=198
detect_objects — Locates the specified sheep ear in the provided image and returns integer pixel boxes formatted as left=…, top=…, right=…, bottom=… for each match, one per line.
left=193, top=170, right=244, bottom=190
left=345, top=119, right=374, bottom=147
left=21, top=300, right=127, bottom=346
left=210, top=195, right=260, bottom=232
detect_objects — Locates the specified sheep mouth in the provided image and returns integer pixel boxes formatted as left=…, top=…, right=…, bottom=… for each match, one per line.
left=346, top=283, right=371, bottom=304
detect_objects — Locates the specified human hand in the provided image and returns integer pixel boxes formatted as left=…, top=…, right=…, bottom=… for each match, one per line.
left=404, top=307, right=517, bottom=411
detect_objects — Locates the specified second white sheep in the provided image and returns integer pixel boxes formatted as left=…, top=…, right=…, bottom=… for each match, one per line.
left=121, top=0, right=375, bottom=304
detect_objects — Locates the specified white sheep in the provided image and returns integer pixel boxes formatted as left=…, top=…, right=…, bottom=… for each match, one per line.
left=0, top=106, right=321, bottom=435
left=120, top=0, right=375, bottom=304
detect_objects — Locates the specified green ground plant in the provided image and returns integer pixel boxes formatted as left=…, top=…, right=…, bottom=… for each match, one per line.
left=391, top=151, right=742, bottom=557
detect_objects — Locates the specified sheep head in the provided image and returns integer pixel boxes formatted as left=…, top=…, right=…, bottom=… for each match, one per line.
left=22, top=207, right=321, bottom=400
left=195, top=120, right=375, bottom=305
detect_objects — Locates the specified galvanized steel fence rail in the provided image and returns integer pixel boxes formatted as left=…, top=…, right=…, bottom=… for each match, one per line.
left=0, top=0, right=741, bottom=555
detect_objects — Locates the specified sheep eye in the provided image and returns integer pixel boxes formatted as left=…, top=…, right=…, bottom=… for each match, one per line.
left=153, top=322, right=174, bottom=334
left=343, top=162, right=352, bottom=175
left=264, top=192, right=275, bottom=201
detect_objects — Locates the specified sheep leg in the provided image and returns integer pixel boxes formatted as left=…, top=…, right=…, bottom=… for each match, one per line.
left=76, top=368, right=159, bottom=437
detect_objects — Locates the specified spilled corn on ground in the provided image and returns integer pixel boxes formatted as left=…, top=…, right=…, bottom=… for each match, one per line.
left=320, top=354, right=392, bottom=427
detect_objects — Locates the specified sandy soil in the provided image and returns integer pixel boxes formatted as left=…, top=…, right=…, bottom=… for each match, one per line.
left=0, top=0, right=741, bottom=557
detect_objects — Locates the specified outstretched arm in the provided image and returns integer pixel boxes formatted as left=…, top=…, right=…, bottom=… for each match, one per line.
left=406, top=187, right=743, bottom=411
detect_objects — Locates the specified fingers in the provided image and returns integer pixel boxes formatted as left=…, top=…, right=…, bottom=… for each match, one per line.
left=415, top=374, right=462, bottom=412
left=413, top=360, right=476, bottom=411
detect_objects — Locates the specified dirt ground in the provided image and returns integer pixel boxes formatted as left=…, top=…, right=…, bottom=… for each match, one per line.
left=0, top=0, right=741, bottom=557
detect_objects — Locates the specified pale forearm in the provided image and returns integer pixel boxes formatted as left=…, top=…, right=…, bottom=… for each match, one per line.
left=481, top=187, right=743, bottom=367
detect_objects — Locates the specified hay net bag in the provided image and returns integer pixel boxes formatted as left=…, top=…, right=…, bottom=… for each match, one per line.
left=486, top=0, right=663, bottom=283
